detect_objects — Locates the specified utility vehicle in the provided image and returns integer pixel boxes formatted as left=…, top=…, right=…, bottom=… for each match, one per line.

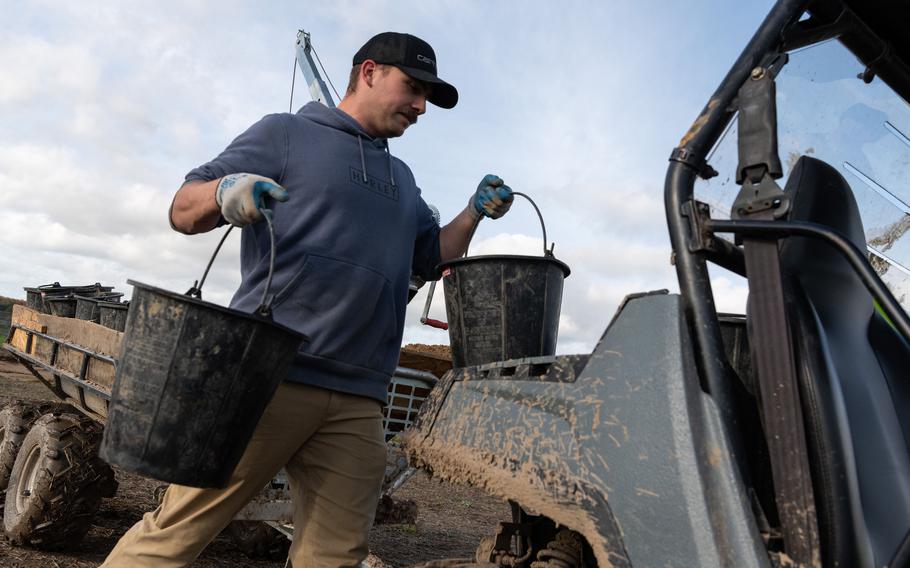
left=405, top=1, right=910, bottom=566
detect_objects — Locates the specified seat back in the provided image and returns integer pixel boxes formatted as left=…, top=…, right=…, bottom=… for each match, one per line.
left=776, top=156, right=910, bottom=566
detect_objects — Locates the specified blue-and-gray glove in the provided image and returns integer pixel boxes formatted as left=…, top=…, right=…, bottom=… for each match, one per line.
left=215, top=173, right=289, bottom=227
left=469, top=174, right=513, bottom=220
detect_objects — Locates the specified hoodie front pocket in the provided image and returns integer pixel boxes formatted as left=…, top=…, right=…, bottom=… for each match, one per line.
left=271, top=254, right=398, bottom=372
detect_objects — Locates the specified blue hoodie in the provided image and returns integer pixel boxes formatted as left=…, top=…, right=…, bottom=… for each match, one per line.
left=185, top=101, right=441, bottom=402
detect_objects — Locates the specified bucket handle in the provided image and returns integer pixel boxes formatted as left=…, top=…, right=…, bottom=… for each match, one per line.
left=186, top=206, right=279, bottom=318
left=464, top=191, right=553, bottom=258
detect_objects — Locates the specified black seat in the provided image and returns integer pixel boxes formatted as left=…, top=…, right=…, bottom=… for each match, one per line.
left=775, top=156, right=910, bottom=567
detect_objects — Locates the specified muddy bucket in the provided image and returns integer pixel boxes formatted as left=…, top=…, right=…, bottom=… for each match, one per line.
left=75, top=293, right=125, bottom=322
left=45, top=295, right=78, bottom=318
left=25, top=282, right=114, bottom=314
left=97, top=300, right=130, bottom=331
left=99, top=215, right=306, bottom=488
left=24, top=283, right=63, bottom=313
left=440, top=193, right=570, bottom=368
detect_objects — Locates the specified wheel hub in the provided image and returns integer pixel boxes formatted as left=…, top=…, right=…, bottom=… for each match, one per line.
left=15, top=444, right=42, bottom=513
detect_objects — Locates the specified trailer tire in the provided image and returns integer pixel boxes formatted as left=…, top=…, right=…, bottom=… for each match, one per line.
left=3, top=412, right=116, bottom=549
left=226, top=520, right=290, bottom=560
left=1, top=402, right=74, bottom=495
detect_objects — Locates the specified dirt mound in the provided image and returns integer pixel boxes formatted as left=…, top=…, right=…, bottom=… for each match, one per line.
left=402, top=344, right=451, bottom=359
left=400, top=344, right=452, bottom=378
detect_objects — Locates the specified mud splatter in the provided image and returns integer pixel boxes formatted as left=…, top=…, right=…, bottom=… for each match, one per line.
left=868, top=214, right=910, bottom=276
left=404, top=437, right=623, bottom=568
left=679, top=98, right=720, bottom=148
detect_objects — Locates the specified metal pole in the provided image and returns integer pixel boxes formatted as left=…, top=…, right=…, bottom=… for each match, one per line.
left=295, top=30, right=336, bottom=108
left=664, top=0, right=808, bottom=416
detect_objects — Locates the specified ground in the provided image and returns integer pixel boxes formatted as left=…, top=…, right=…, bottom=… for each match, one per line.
left=0, top=353, right=509, bottom=567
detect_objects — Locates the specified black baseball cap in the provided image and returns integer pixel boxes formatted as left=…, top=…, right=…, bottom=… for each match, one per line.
left=353, top=32, right=458, bottom=109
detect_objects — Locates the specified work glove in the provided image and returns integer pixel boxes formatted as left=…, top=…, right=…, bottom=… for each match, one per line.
left=469, top=174, right=513, bottom=220
left=215, top=173, right=289, bottom=227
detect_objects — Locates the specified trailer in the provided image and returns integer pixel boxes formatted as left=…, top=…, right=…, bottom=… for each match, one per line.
left=0, top=303, right=446, bottom=558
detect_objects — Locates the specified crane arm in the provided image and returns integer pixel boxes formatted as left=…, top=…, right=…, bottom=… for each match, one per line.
left=295, top=30, right=336, bottom=108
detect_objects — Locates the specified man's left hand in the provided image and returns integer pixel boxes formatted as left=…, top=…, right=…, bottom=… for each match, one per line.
left=470, top=174, right=514, bottom=220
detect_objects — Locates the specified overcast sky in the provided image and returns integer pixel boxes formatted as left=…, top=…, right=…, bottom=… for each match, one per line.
left=2, top=0, right=783, bottom=353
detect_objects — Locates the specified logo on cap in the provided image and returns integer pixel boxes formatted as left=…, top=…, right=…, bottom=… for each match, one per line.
left=416, top=54, right=436, bottom=68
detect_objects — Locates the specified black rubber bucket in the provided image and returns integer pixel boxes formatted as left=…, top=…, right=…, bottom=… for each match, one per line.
left=74, top=296, right=97, bottom=321
left=99, top=216, right=306, bottom=488
left=97, top=300, right=130, bottom=331
left=24, top=283, right=61, bottom=312
left=24, top=282, right=114, bottom=314
left=440, top=194, right=570, bottom=368
left=75, top=293, right=125, bottom=322
left=45, top=295, right=78, bottom=318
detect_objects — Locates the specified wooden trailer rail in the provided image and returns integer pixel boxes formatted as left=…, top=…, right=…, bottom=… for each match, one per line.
left=2, top=304, right=120, bottom=423
left=4, top=324, right=113, bottom=422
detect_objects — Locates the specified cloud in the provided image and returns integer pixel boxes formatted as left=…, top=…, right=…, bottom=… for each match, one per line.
left=467, top=233, right=543, bottom=257
left=0, top=35, right=100, bottom=105
left=559, top=313, right=579, bottom=335
left=0, top=139, right=243, bottom=305
left=710, top=272, right=749, bottom=314
left=0, top=143, right=171, bottom=236
left=3, top=0, right=784, bottom=365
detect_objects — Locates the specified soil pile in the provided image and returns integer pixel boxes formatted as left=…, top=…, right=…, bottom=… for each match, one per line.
left=399, top=344, right=452, bottom=378
left=402, top=344, right=452, bottom=359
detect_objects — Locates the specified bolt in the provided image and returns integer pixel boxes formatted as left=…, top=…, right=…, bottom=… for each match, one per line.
left=751, top=67, right=766, bottom=80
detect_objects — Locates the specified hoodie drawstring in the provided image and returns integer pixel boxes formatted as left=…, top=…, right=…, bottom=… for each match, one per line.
left=307, top=104, right=399, bottom=188
left=357, top=135, right=368, bottom=183
left=386, top=143, right=396, bottom=187
left=357, top=132, right=397, bottom=188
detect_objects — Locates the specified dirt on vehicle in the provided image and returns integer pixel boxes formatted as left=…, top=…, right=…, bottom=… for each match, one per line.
left=0, top=347, right=508, bottom=567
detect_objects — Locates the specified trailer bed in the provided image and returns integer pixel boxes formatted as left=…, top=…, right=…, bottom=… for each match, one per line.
left=4, top=304, right=117, bottom=422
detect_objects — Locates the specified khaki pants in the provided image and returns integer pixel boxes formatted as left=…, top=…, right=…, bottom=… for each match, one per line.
left=101, top=382, right=387, bottom=568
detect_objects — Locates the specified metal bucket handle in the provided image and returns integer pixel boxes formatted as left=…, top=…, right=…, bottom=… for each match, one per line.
left=464, top=191, right=553, bottom=258
left=186, top=206, right=279, bottom=318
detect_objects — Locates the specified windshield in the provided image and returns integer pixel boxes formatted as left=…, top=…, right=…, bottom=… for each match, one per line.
left=696, top=38, right=910, bottom=310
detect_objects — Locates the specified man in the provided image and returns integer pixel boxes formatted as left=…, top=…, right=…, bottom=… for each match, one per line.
left=101, top=32, right=513, bottom=567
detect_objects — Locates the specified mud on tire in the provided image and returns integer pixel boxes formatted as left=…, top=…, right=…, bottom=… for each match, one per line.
left=0, top=402, right=74, bottom=496
left=3, top=412, right=117, bottom=549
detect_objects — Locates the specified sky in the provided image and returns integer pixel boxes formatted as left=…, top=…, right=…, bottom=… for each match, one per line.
left=2, top=0, right=785, bottom=354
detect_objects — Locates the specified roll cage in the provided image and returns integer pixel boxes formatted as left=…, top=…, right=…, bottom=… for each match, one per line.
left=666, top=1, right=910, bottom=566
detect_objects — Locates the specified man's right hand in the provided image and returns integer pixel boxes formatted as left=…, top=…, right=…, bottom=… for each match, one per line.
left=215, top=173, right=289, bottom=227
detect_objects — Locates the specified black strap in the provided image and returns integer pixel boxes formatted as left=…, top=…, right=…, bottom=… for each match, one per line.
left=734, top=65, right=820, bottom=565
left=743, top=232, right=820, bottom=566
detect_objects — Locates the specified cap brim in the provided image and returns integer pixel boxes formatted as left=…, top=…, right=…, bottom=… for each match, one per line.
left=396, top=65, right=458, bottom=109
